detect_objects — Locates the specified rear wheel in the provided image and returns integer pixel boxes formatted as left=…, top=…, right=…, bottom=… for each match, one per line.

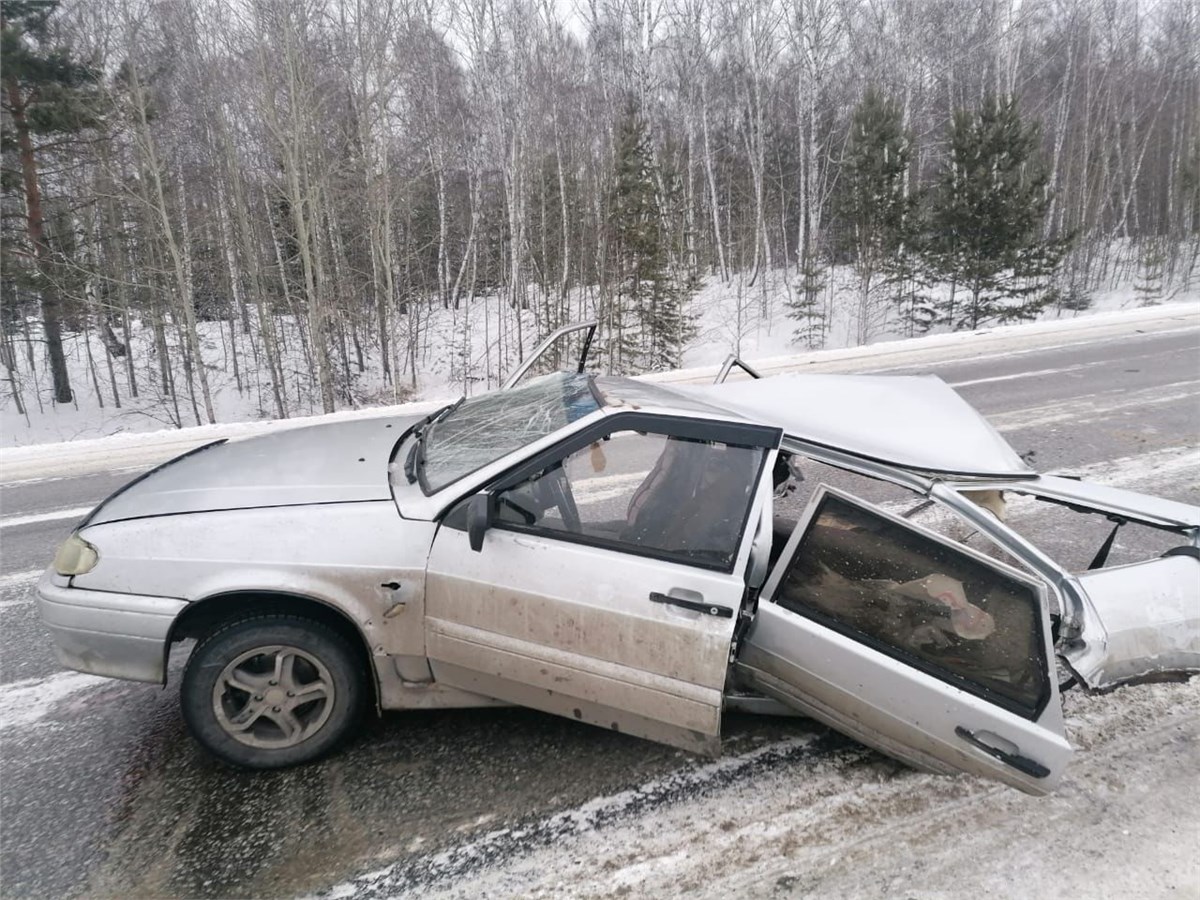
left=181, top=614, right=366, bottom=768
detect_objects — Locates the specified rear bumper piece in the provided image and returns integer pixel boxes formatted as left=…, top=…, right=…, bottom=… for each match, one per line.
left=36, top=570, right=188, bottom=683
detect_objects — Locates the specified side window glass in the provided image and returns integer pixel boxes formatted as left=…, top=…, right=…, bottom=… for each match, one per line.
left=494, top=430, right=765, bottom=570
left=774, top=491, right=1049, bottom=717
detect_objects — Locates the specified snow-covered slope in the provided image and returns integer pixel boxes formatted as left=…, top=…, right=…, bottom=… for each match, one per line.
left=3, top=261, right=1196, bottom=449
left=3, top=302, right=1196, bottom=484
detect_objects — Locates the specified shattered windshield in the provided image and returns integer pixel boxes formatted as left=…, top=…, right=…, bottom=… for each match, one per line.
left=418, top=373, right=599, bottom=494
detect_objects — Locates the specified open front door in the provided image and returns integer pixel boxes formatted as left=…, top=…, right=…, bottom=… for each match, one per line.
left=737, top=485, right=1073, bottom=795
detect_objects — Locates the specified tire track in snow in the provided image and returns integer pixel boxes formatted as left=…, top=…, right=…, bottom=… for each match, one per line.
left=311, top=732, right=861, bottom=900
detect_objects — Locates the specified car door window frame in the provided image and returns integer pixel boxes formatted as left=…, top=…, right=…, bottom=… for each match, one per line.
left=762, top=483, right=1055, bottom=720
left=449, top=412, right=781, bottom=575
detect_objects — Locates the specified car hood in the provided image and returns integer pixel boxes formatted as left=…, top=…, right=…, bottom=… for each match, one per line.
left=685, top=373, right=1033, bottom=477
left=83, top=415, right=422, bottom=526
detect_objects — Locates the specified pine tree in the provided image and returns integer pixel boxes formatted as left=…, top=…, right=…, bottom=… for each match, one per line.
left=832, top=88, right=914, bottom=344
left=924, top=94, right=1068, bottom=330
left=606, top=106, right=694, bottom=373
left=1, top=0, right=100, bottom=404
left=786, top=261, right=828, bottom=349
left=1133, top=238, right=1168, bottom=306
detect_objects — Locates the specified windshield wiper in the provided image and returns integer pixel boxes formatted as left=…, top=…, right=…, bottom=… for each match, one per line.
left=403, top=396, right=466, bottom=485
left=403, top=437, right=421, bottom=484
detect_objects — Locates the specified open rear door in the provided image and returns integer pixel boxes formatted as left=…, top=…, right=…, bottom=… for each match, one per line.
left=737, top=485, right=1073, bottom=795
left=503, top=321, right=598, bottom=389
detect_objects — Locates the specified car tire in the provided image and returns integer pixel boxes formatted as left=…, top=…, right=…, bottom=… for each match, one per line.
left=181, top=614, right=366, bottom=769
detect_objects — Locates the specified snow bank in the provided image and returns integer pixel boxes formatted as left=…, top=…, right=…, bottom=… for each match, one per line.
left=328, top=679, right=1200, bottom=899
left=2, top=302, right=1196, bottom=484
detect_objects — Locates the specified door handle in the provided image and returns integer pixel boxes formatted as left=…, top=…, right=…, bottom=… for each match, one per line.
left=649, top=591, right=733, bottom=619
left=954, top=726, right=1050, bottom=779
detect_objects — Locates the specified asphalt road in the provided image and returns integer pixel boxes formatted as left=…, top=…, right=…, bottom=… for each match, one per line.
left=0, top=318, right=1197, bottom=899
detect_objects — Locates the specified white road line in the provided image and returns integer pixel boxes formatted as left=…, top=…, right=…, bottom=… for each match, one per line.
left=0, top=465, right=146, bottom=488
left=989, top=383, right=1199, bottom=432
left=948, top=366, right=1092, bottom=388
left=0, top=506, right=92, bottom=530
left=946, top=346, right=1196, bottom=388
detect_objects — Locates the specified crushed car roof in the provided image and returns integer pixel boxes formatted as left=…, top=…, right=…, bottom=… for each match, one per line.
left=678, top=373, right=1035, bottom=478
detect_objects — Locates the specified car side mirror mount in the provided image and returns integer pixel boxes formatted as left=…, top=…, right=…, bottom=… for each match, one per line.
left=467, top=494, right=491, bottom=552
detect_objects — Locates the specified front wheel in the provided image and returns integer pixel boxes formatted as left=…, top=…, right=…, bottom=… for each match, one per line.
left=181, top=614, right=366, bottom=768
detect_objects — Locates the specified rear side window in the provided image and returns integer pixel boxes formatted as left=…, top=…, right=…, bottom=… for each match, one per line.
left=773, top=491, right=1050, bottom=717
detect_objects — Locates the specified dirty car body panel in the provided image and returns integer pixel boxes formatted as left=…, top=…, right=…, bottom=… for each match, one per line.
left=36, top=338, right=1200, bottom=790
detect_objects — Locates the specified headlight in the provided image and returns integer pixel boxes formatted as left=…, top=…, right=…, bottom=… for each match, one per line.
left=54, top=534, right=99, bottom=576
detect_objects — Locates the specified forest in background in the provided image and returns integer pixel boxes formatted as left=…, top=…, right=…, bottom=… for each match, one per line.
left=2, top=0, right=1197, bottom=432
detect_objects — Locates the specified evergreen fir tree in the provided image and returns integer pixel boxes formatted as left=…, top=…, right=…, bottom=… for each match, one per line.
left=1133, top=238, right=1168, bottom=306
left=1, top=0, right=100, bottom=404
left=606, top=106, right=694, bottom=373
left=924, top=94, right=1068, bottom=329
left=786, top=261, right=828, bottom=349
left=832, top=88, right=914, bottom=344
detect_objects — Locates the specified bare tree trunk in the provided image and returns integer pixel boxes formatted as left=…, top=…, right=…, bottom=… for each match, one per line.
left=4, top=79, right=73, bottom=403
left=700, top=87, right=729, bottom=281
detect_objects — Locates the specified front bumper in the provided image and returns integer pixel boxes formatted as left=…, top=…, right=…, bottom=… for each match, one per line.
left=36, top=571, right=188, bottom=683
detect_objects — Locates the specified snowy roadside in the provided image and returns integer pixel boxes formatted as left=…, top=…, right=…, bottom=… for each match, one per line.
left=3, top=302, right=1196, bottom=485
left=391, top=679, right=1199, bottom=900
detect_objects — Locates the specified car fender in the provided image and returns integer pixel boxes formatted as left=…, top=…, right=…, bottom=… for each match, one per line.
left=71, top=503, right=437, bottom=663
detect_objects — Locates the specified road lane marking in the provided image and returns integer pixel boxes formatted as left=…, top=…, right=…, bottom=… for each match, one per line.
left=947, top=365, right=1093, bottom=388
left=0, top=465, right=145, bottom=488
left=989, top=383, right=1199, bottom=432
left=0, top=670, right=109, bottom=730
left=0, top=506, right=92, bottom=530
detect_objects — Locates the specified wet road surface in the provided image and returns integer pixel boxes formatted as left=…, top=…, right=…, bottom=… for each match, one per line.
left=1, top=319, right=1197, bottom=898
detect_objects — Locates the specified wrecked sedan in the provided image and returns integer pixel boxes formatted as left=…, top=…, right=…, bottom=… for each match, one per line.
left=38, top=328, right=1199, bottom=795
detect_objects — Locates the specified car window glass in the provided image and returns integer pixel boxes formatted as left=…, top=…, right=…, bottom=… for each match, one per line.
left=421, top=373, right=598, bottom=494
left=494, top=430, right=766, bottom=571
left=773, top=492, right=1049, bottom=716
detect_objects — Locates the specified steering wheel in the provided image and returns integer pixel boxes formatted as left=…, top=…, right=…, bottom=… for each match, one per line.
left=548, top=467, right=582, bottom=533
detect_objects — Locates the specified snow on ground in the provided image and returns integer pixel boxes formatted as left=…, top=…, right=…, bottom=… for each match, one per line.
left=319, top=679, right=1200, bottom=900
left=3, top=302, right=1197, bottom=485
left=2, top=260, right=1197, bottom=448
left=0, top=670, right=111, bottom=730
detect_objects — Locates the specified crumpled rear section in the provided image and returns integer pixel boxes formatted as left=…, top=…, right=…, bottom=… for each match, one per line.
left=1064, top=554, right=1200, bottom=689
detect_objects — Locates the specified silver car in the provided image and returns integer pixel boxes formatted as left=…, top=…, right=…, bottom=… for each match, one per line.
left=38, top=328, right=1199, bottom=795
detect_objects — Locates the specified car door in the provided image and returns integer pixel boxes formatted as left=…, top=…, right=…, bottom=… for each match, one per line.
left=424, top=414, right=780, bottom=754
left=737, top=484, right=1073, bottom=795
left=502, top=321, right=598, bottom=389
